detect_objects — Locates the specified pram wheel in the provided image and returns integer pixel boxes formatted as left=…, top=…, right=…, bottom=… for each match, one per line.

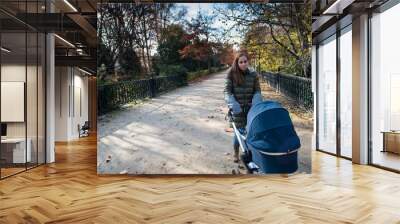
left=240, top=151, right=256, bottom=174
left=240, top=151, right=251, bottom=164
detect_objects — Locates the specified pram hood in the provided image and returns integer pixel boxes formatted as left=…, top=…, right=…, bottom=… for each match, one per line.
left=246, top=101, right=300, bottom=154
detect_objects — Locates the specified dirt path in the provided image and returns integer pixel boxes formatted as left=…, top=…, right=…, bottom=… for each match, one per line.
left=98, top=70, right=312, bottom=174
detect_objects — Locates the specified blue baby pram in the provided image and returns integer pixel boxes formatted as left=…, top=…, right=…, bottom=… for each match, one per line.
left=229, top=100, right=301, bottom=174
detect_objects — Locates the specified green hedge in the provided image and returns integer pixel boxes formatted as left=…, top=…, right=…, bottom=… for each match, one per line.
left=158, top=64, right=188, bottom=76
left=187, top=66, right=228, bottom=82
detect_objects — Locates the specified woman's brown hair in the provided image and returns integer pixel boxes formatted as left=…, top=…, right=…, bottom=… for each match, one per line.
left=228, top=51, right=249, bottom=86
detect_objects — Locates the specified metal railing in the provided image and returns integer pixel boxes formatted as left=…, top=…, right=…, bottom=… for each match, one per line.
left=98, top=66, right=228, bottom=114
left=98, top=74, right=187, bottom=114
left=260, top=72, right=313, bottom=110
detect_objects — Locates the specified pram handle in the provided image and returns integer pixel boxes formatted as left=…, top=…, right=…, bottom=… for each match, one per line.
left=226, top=102, right=252, bottom=123
left=227, top=108, right=233, bottom=121
left=227, top=103, right=252, bottom=115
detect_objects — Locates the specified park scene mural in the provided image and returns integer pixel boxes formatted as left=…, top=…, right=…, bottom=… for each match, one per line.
left=97, top=2, right=312, bottom=174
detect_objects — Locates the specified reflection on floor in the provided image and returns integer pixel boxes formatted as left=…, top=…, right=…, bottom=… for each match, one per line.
left=0, top=167, right=25, bottom=178
left=0, top=163, right=42, bottom=179
left=0, top=134, right=400, bottom=223
left=373, top=150, right=400, bottom=171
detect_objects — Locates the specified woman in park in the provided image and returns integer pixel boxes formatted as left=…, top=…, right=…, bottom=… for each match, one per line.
left=224, top=51, right=263, bottom=163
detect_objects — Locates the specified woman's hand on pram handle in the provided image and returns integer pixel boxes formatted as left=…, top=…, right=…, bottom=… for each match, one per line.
left=227, top=103, right=252, bottom=118
left=226, top=108, right=234, bottom=121
left=227, top=95, right=242, bottom=114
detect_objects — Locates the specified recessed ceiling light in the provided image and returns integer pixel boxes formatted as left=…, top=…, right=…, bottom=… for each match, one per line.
left=78, top=67, right=93, bottom=76
left=322, top=0, right=355, bottom=15
left=54, top=34, right=75, bottom=48
left=1, top=47, right=11, bottom=53
left=63, top=0, right=78, bottom=12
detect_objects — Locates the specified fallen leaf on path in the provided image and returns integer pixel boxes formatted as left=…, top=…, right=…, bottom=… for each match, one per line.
left=225, top=128, right=233, bottom=132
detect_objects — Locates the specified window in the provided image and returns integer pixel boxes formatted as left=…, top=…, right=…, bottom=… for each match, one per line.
left=370, top=3, right=400, bottom=171
left=339, top=26, right=352, bottom=158
left=0, top=1, right=46, bottom=179
left=317, top=35, right=337, bottom=154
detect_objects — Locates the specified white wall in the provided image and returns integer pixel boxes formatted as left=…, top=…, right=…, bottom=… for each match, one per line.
left=1, top=64, right=42, bottom=136
left=54, top=66, right=89, bottom=141
left=1, top=62, right=46, bottom=164
left=1, top=64, right=27, bottom=138
left=72, top=71, right=89, bottom=137
left=55, top=66, right=70, bottom=141
left=1, top=82, right=25, bottom=122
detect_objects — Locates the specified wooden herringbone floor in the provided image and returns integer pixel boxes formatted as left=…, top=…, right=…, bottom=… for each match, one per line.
left=1, top=135, right=400, bottom=224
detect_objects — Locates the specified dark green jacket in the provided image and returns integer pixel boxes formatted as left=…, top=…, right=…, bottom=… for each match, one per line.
left=224, top=68, right=261, bottom=128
